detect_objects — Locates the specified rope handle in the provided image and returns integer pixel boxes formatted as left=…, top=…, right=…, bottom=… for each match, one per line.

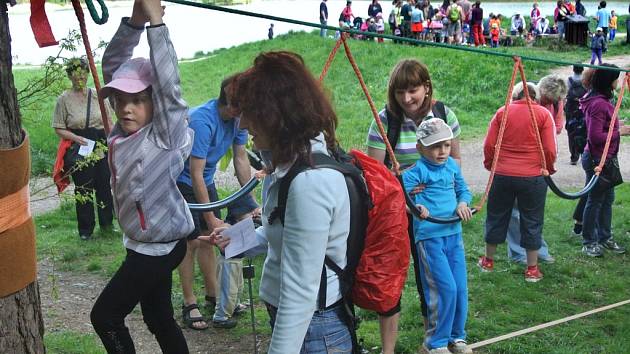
left=84, top=0, right=109, bottom=25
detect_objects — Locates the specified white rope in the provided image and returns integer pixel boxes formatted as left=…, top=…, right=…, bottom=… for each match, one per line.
left=469, top=299, right=630, bottom=350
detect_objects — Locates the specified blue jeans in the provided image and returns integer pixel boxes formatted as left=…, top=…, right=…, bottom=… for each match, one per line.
left=320, top=19, right=327, bottom=37
left=581, top=152, right=615, bottom=246
left=266, top=302, right=353, bottom=353
left=506, top=204, right=552, bottom=263
left=609, top=28, right=616, bottom=41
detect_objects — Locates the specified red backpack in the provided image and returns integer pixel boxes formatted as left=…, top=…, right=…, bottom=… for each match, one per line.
left=269, top=148, right=409, bottom=314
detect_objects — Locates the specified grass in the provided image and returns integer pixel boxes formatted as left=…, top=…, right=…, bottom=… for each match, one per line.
left=15, top=31, right=630, bottom=176
left=37, top=183, right=630, bottom=353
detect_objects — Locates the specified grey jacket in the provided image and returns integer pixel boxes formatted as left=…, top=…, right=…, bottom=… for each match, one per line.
left=104, top=19, right=194, bottom=243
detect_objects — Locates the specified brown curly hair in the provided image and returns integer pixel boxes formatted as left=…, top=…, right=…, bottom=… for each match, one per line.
left=231, top=51, right=338, bottom=167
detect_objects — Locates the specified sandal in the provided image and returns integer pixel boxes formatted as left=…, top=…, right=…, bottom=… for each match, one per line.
left=205, top=295, right=216, bottom=315
left=182, top=303, right=208, bottom=330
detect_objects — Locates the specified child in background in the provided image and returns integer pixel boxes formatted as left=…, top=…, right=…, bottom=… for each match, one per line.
left=608, top=10, right=617, bottom=41
left=376, top=12, right=386, bottom=43
left=268, top=23, right=274, bottom=40
left=403, top=118, right=473, bottom=354
left=490, top=22, right=500, bottom=47
left=90, top=0, right=194, bottom=352
left=411, top=2, right=425, bottom=41
left=590, top=27, right=606, bottom=65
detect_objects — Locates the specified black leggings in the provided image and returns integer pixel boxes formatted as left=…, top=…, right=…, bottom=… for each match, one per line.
left=91, top=239, right=188, bottom=354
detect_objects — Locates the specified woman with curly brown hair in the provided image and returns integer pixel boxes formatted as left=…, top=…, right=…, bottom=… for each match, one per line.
left=230, top=51, right=353, bottom=353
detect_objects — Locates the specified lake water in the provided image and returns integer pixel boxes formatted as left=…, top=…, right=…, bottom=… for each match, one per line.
left=7, top=0, right=629, bottom=65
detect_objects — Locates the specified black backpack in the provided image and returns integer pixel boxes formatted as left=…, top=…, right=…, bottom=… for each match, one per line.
left=565, top=77, right=587, bottom=153
left=565, top=76, right=587, bottom=122
left=383, top=100, right=449, bottom=168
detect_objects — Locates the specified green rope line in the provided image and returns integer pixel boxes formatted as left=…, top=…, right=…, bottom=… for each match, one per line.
left=161, top=0, right=629, bottom=72
left=85, top=0, right=108, bottom=25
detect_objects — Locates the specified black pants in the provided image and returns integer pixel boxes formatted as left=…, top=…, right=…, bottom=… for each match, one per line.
left=91, top=239, right=188, bottom=354
left=71, top=154, right=113, bottom=236
left=567, top=128, right=582, bottom=163
left=485, top=175, right=547, bottom=250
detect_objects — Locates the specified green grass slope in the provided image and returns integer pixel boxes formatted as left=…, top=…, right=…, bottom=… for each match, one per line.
left=16, top=30, right=630, bottom=175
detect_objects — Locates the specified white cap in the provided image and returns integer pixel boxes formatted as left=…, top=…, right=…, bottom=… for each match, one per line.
left=416, top=118, right=454, bottom=147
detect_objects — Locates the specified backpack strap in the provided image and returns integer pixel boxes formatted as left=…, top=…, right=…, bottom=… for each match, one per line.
left=432, top=100, right=448, bottom=123
left=383, top=106, right=402, bottom=169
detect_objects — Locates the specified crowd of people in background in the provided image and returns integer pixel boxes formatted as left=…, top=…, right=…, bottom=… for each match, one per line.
left=318, top=0, right=628, bottom=48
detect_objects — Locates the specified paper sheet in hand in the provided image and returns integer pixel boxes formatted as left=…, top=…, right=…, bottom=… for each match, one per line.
left=223, top=217, right=259, bottom=259
left=78, top=139, right=95, bottom=157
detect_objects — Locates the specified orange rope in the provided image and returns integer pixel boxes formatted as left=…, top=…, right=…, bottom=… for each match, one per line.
left=474, top=58, right=521, bottom=211
left=71, top=0, right=111, bottom=135
left=319, top=38, right=343, bottom=83
left=594, top=72, right=629, bottom=174
left=516, top=60, right=548, bottom=176
left=339, top=35, right=400, bottom=175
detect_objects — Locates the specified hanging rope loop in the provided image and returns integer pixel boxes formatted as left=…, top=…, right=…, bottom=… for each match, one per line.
left=84, top=0, right=109, bottom=25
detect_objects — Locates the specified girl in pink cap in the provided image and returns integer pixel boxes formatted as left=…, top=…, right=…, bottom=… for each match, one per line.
left=90, top=0, right=195, bottom=352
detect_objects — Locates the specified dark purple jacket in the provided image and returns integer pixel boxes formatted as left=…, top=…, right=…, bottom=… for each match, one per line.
left=471, top=6, right=483, bottom=25
left=580, top=93, right=620, bottom=160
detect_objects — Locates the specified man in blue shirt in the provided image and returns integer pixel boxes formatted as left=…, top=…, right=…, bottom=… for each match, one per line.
left=595, top=1, right=610, bottom=40
left=177, top=75, right=258, bottom=330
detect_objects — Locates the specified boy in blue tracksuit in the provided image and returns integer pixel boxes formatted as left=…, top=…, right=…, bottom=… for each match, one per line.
left=402, top=118, right=473, bottom=354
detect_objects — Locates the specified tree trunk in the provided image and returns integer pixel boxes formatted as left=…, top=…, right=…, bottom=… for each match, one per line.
left=0, top=3, right=46, bottom=353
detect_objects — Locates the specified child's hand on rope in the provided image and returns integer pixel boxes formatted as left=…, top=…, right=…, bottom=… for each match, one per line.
left=130, top=0, right=164, bottom=26
left=416, top=204, right=430, bottom=219
left=141, top=0, right=165, bottom=25
left=456, top=202, right=472, bottom=221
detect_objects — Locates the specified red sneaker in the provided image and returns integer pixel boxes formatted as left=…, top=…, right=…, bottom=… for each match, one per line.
left=477, top=256, right=494, bottom=272
left=524, top=265, right=543, bottom=282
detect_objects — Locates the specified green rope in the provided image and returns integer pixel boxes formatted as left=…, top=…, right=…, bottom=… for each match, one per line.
left=85, top=0, right=108, bottom=25
left=162, top=0, right=628, bottom=72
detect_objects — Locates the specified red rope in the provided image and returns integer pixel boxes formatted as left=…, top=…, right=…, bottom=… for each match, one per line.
left=71, top=0, right=111, bottom=135
left=475, top=58, right=521, bottom=211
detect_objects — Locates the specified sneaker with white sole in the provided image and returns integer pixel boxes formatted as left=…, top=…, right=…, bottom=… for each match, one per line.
left=582, top=243, right=604, bottom=257
left=477, top=256, right=494, bottom=272
left=601, top=239, right=626, bottom=254
left=524, top=265, right=543, bottom=282
left=422, top=344, right=451, bottom=354
left=448, top=339, right=473, bottom=354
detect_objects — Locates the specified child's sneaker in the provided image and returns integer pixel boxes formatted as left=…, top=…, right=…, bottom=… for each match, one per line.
left=422, top=344, right=451, bottom=354
left=477, top=256, right=494, bottom=272
left=524, top=265, right=543, bottom=283
left=448, top=339, right=473, bottom=354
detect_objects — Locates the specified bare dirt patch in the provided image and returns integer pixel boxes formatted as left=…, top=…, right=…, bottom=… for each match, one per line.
left=38, top=258, right=268, bottom=353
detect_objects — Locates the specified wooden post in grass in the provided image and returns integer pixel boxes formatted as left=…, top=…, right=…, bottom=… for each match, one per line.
left=0, top=1, right=45, bottom=352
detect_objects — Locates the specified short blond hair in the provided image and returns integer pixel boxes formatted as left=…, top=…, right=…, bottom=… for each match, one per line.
left=538, top=74, right=568, bottom=102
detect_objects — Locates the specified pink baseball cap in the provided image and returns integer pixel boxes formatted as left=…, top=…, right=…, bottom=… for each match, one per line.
left=101, top=57, right=154, bottom=97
